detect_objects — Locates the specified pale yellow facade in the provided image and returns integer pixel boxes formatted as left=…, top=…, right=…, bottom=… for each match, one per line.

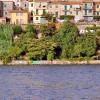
left=10, top=11, right=28, bottom=24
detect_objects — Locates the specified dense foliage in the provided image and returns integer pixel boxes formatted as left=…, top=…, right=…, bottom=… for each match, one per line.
left=0, top=21, right=99, bottom=63
left=93, top=16, right=100, bottom=21
left=59, top=15, right=75, bottom=20
left=13, top=25, right=22, bottom=35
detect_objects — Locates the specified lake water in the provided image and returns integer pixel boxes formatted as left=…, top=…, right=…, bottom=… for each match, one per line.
left=0, top=65, right=100, bottom=100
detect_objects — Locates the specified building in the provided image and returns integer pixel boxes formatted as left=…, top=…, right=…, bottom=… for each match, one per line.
left=14, top=0, right=28, bottom=9
left=48, top=1, right=65, bottom=18
left=94, top=1, right=100, bottom=16
left=0, top=0, right=100, bottom=24
left=10, top=9, right=28, bottom=24
left=64, top=1, right=83, bottom=22
left=29, top=0, right=49, bottom=24
left=0, top=1, right=3, bottom=17
left=2, top=1, right=15, bottom=20
left=60, top=0, right=100, bottom=22
left=82, top=0, right=94, bottom=21
left=0, top=17, right=6, bottom=24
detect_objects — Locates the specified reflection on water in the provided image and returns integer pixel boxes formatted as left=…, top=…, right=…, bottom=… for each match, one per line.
left=0, top=65, right=100, bottom=100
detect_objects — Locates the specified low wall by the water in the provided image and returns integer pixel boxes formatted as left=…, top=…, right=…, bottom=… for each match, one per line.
left=31, top=60, right=100, bottom=65
left=0, top=60, right=100, bottom=65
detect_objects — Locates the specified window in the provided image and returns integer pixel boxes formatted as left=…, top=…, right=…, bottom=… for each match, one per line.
left=43, top=5, right=46, bottom=8
left=31, top=11, right=33, bottom=15
left=36, top=17, right=38, bottom=20
left=64, top=5, right=67, bottom=10
left=76, top=11, right=78, bottom=15
left=70, top=5, right=72, bottom=8
left=31, top=3, right=33, bottom=7
left=5, top=12, right=7, bottom=15
left=97, top=5, right=99, bottom=8
left=4, top=4, right=6, bottom=7
left=97, top=12, right=99, bottom=15
left=17, top=4, right=19, bottom=7
left=36, top=9, right=38, bottom=15
left=89, top=9, right=92, bottom=13
left=65, top=11, right=67, bottom=15
left=43, top=9, right=46, bottom=15
left=85, top=4, right=87, bottom=8
left=55, top=12, right=58, bottom=17
left=85, top=11, right=87, bottom=15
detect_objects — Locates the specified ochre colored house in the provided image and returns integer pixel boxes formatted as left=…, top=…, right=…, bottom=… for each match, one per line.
left=10, top=9, right=28, bottom=25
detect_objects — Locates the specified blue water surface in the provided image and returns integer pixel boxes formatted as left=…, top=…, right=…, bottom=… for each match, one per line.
left=0, top=65, right=100, bottom=100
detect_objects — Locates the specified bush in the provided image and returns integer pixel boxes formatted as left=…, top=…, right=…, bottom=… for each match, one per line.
left=96, top=31, right=100, bottom=36
left=93, top=16, right=100, bottom=21
left=13, top=25, right=22, bottom=35
left=2, top=54, right=12, bottom=64
left=60, top=15, right=67, bottom=20
left=25, top=24, right=35, bottom=33
left=0, top=24, right=13, bottom=61
left=3, top=57, right=11, bottom=64
left=47, top=51, right=54, bottom=61
left=43, top=12, right=54, bottom=22
left=40, top=23, right=56, bottom=37
left=60, top=15, right=75, bottom=20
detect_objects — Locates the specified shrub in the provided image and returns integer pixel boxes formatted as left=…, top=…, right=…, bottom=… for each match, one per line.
left=96, top=31, right=100, bottom=36
left=47, top=51, right=54, bottom=61
left=60, top=15, right=75, bottom=20
left=13, top=25, right=22, bottom=35
left=93, top=16, right=100, bottom=21
left=25, top=24, right=35, bottom=33
left=40, top=23, right=56, bottom=37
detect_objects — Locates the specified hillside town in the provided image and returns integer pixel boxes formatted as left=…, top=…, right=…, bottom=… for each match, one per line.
left=0, top=0, right=100, bottom=24
left=0, top=0, right=100, bottom=64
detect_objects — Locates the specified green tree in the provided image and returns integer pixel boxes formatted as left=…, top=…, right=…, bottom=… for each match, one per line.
left=40, top=23, right=56, bottom=37
left=43, top=12, right=54, bottom=22
left=59, top=21, right=78, bottom=36
left=47, top=51, right=54, bottom=61
left=0, top=24, right=13, bottom=63
left=25, top=37, right=57, bottom=60
left=25, top=24, right=35, bottom=33
left=72, top=44, right=82, bottom=57
left=13, top=25, right=22, bottom=35
left=82, top=33, right=97, bottom=57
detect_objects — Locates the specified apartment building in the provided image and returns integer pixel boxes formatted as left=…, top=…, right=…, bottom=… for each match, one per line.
left=64, top=1, right=83, bottom=22
left=0, top=0, right=100, bottom=24
left=14, top=0, right=28, bottom=9
left=94, top=2, right=100, bottom=16
left=0, top=1, right=3, bottom=17
left=48, top=1, right=65, bottom=18
left=2, top=1, right=15, bottom=20
left=10, top=8, right=28, bottom=24
left=29, top=0, right=48, bottom=24
left=82, top=0, right=94, bottom=21
left=62, top=0, right=100, bottom=21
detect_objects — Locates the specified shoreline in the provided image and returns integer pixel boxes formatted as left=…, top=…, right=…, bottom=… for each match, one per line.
left=0, top=60, right=100, bottom=65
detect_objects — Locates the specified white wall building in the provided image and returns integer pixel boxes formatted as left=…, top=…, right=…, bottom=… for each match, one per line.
left=29, top=0, right=48, bottom=24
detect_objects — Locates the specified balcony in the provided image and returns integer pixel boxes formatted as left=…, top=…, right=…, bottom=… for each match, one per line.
left=83, top=4, right=93, bottom=10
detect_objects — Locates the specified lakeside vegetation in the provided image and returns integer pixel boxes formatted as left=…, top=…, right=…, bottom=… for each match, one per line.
left=0, top=21, right=100, bottom=64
